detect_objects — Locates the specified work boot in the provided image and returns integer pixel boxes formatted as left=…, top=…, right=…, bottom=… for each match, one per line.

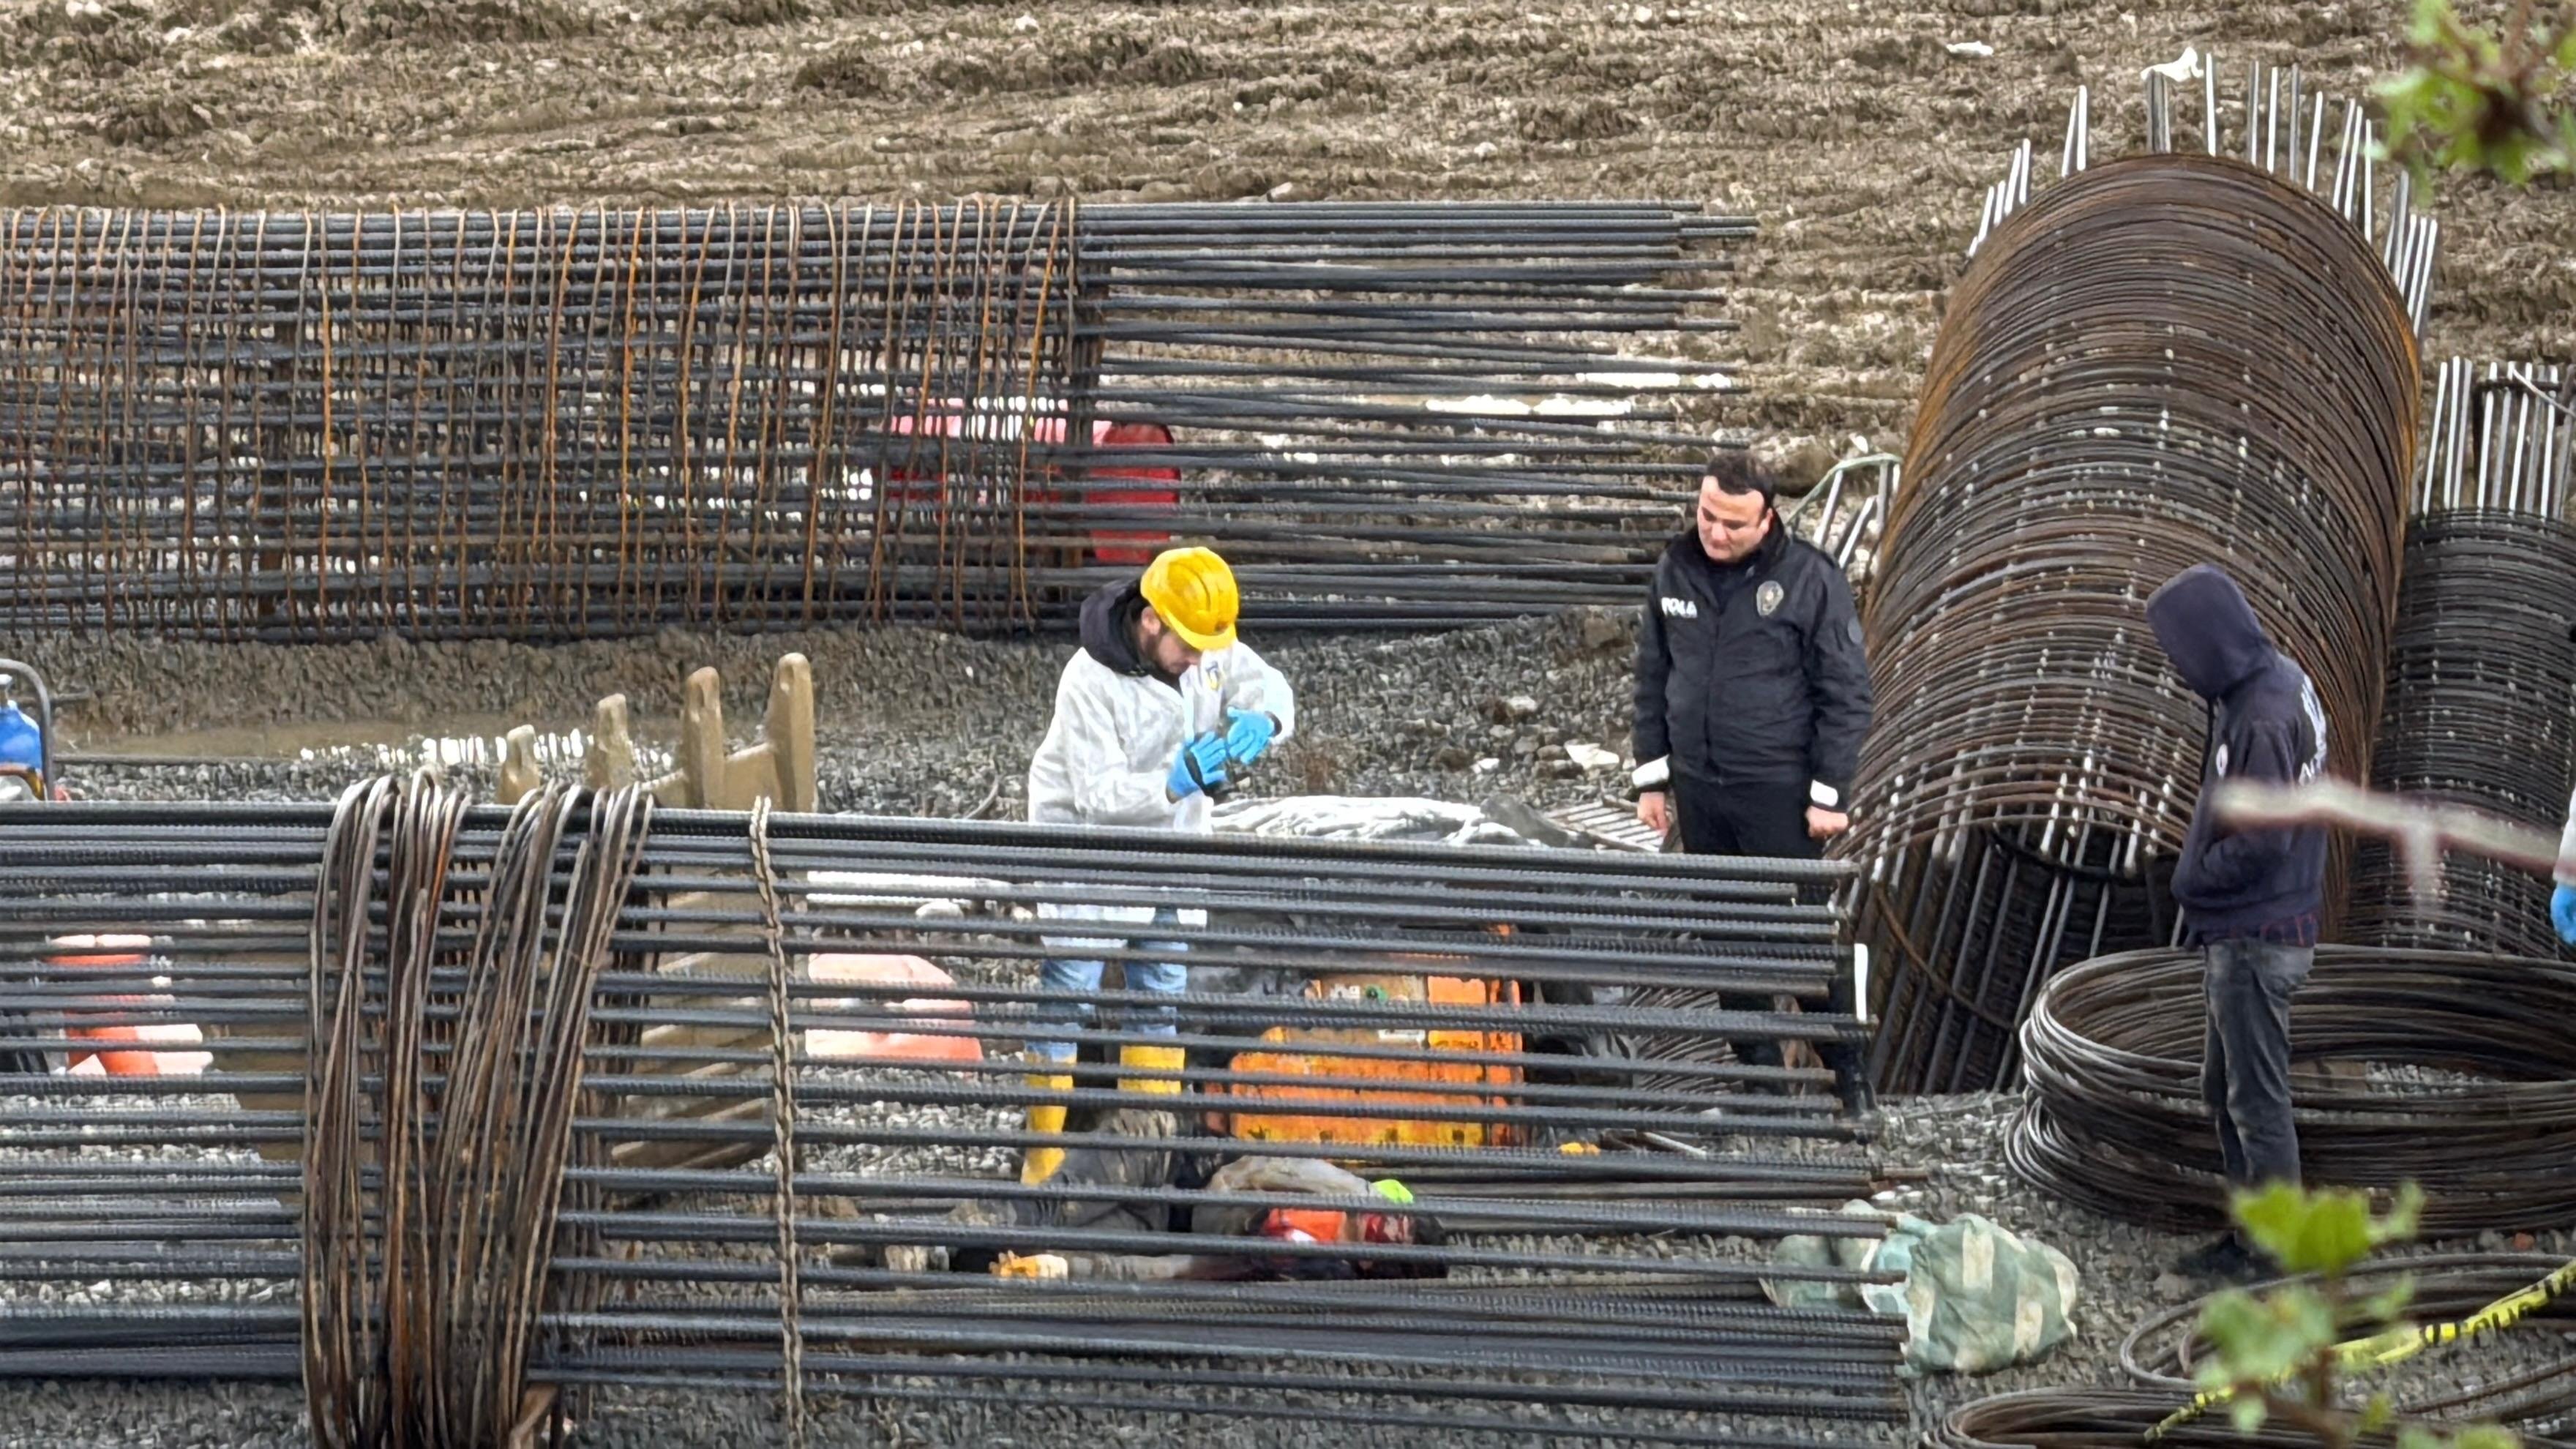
left=1826, top=1048, right=1876, bottom=1116
left=2172, top=1232, right=2273, bottom=1284
left=1118, top=1042, right=1188, bottom=1096
left=1020, top=1064, right=1074, bottom=1186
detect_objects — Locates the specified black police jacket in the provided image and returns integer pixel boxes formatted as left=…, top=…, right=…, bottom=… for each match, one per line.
left=1630, top=523, right=1874, bottom=809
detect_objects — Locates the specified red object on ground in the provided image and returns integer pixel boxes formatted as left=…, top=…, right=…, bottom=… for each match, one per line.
left=882, top=412, right=1177, bottom=564
left=52, top=934, right=208, bottom=1077
left=805, top=954, right=984, bottom=1065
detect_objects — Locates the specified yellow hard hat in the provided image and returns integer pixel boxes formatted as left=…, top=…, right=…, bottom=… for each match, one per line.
left=1139, top=546, right=1239, bottom=651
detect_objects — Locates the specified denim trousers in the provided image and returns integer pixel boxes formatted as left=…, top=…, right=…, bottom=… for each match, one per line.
left=2201, top=935, right=2313, bottom=1188
left=1034, top=906, right=1188, bottom=1065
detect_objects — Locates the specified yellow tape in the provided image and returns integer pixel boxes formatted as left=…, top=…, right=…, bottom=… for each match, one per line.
left=2146, top=1257, right=2576, bottom=1441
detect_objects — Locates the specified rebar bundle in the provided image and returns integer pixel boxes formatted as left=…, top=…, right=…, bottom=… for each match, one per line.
left=2010, top=947, right=2576, bottom=1235
left=2348, top=360, right=2576, bottom=958
left=1849, top=64, right=2430, bottom=1094
left=0, top=786, right=1904, bottom=1445
left=0, top=201, right=1743, bottom=643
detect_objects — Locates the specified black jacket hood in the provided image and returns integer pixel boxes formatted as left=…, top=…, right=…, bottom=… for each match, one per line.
left=1079, top=580, right=1161, bottom=681
left=2147, top=564, right=2274, bottom=700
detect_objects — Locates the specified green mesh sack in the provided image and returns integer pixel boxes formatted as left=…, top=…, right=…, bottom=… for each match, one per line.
left=1767, top=1202, right=2080, bottom=1374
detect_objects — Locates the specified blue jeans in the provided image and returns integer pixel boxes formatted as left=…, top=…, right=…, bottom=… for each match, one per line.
left=1036, top=907, right=1188, bottom=1064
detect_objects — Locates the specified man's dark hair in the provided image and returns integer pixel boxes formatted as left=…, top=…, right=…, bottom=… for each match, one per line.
left=1701, top=450, right=1777, bottom=506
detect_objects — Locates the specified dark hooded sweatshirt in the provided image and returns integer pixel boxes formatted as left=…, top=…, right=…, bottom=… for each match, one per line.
left=1079, top=580, right=1180, bottom=686
left=2144, top=565, right=2329, bottom=946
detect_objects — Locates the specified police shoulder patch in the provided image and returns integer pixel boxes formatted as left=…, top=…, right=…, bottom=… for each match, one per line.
left=1756, top=580, right=1785, bottom=618
left=1846, top=617, right=1863, bottom=645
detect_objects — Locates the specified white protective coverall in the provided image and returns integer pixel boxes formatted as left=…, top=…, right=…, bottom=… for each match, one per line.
left=2561, top=788, right=2575, bottom=879
left=1025, top=585, right=1295, bottom=943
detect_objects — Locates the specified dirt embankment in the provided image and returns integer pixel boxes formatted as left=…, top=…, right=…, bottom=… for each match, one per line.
left=0, top=0, right=2566, bottom=763
left=2, top=0, right=2566, bottom=462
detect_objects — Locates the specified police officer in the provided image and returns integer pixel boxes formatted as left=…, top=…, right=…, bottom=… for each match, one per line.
left=1631, top=452, right=1875, bottom=1107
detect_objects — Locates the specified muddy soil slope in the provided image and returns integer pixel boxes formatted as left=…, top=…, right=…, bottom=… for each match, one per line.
left=2, top=0, right=2566, bottom=462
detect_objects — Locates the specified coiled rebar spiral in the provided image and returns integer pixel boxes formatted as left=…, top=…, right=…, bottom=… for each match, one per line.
left=1851, top=151, right=2422, bottom=1093
left=2010, top=947, right=2576, bottom=1235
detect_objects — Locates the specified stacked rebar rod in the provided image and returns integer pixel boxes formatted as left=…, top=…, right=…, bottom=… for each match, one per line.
left=1849, top=63, right=2429, bottom=1093
left=2010, top=948, right=2576, bottom=1234
left=0, top=787, right=1904, bottom=1445
left=2348, top=360, right=2576, bottom=958
left=0, top=201, right=1741, bottom=643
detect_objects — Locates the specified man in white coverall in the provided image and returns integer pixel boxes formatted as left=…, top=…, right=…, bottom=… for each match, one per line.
left=1020, top=545, right=1295, bottom=1184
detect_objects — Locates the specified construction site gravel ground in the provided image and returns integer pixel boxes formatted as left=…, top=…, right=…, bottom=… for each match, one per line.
left=5, top=1093, right=2572, bottom=1447
left=5, top=0, right=2575, bottom=1445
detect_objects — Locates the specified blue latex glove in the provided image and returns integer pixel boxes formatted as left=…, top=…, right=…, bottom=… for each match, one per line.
left=2553, top=883, right=2576, bottom=947
left=1167, top=731, right=1232, bottom=801
left=1224, top=708, right=1279, bottom=765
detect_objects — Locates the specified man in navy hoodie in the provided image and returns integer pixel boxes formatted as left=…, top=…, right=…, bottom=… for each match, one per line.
left=2145, top=564, right=2329, bottom=1280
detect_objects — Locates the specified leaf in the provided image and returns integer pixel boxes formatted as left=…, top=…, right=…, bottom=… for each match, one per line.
left=2372, top=0, right=2576, bottom=190
left=2452, top=1427, right=2524, bottom=1449
left=2229, top=1394, right=2269, bottom=1434
left=2364, top=1273, right=2419, bottom=1326
left=2234, top=1183, right=2374, bottom=1274
left=2409, top=0, right=2454, bottom=48
left=2374, top=1183, right=2426, bottom=1246
left=2362, top=1393, right=2396, bottom=1432
left=2197, top=1285, right=2338, bottom=1387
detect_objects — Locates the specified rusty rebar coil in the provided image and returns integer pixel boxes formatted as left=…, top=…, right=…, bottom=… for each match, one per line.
left=2010, top=947, right=2576, bottom=1235
left=1851, top=152, right=2422, bottom=1093
left=2347, top=510, right=2576, bottom=959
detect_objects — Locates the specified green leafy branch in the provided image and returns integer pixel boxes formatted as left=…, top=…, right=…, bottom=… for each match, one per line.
left=2182, top=1182, right=2518, bottom=1449
left=2375, top=0, right=2576, bottom=187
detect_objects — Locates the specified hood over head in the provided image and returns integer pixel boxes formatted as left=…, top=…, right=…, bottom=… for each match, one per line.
left=1079, top=580, right=1164, bottom=681
left=2146, top=564, right=2274, bottom=700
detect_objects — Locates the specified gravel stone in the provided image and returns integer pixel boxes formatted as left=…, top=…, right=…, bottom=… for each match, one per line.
left=18, top=619, right=2575, bottom=1443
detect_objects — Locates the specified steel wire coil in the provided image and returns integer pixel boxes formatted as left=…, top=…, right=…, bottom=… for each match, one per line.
left=1851, top=146, right=2422, bottom=1093
left=0, top=788, right=1903, bottom=1444
left=1931, top=1386, right=2576, bottom=1449
left=2347, top=509, right=2576, bottom=957
left=2009, top=947, right=2576, bottom=1235
left=2122, top=1251, right=2576, bottom=1434
left=0, top=201, right=1742, bottom=643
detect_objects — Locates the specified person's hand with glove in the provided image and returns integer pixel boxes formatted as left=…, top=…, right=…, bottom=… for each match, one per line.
left=2554, top=882, right=2576, bottom=948
left=1167, top=730, right=1232, bottom=802
left=1223, top=708, right=1281, bottom=766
